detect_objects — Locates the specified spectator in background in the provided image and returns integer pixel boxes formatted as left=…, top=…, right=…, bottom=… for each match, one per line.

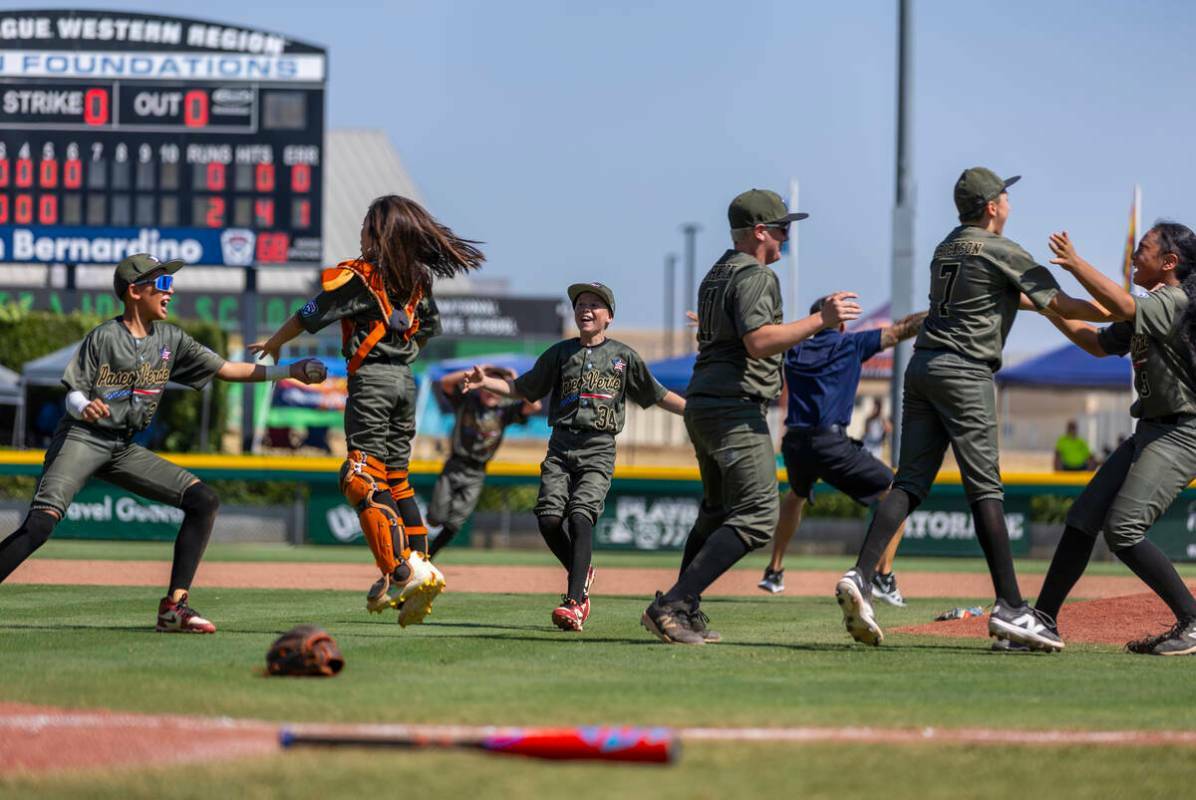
left=1054, top=420, right=1093, bottom=471
left=861, top=398, right=890, bottom=460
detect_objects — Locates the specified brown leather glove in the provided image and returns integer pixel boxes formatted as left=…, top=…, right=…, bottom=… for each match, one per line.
left=266, top=625, right=345, bottom=677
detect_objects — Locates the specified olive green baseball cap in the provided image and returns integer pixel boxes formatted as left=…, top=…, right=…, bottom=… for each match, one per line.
left=567, top=282, right=615, bottom=315
left=954, top=167, right=1020, bottom=220
left=113, top=253, right=184, bottom=297
left=728, top=189, right=809, bottom=230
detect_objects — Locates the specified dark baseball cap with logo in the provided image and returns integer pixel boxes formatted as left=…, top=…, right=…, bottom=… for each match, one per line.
left=954, top=167, right=1020, bottom=221
left=728, top=189, right=809, bottom=230
left=567, top=282, right=615, bottom=315
left=113, top=253, right=184, bottom=298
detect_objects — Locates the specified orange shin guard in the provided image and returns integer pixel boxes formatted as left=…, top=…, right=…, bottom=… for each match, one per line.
left=341, top=451, right=404, bottom=574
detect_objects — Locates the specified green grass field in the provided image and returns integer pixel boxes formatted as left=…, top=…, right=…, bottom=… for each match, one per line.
left=2, top=575, right=1195, bottom=798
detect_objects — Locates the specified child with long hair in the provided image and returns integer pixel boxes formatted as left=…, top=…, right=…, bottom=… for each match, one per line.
left=1029, top=221, right=1196, bottom=655
left=254, top=195, right=483, bottom=626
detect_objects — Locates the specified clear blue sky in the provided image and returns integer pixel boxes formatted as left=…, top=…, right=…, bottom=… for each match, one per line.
left=37, top=1, right=1196, bottom=356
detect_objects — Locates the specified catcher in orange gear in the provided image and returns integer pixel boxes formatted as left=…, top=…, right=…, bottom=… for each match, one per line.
left=254, top=195, right=484, bottom=626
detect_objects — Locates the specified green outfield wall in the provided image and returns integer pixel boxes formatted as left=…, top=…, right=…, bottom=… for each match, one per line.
left=3, top=452, right=1194, bottom=560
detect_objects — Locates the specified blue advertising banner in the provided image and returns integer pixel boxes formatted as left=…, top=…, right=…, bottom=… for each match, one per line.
left=0, top=224, right=258, bottom=265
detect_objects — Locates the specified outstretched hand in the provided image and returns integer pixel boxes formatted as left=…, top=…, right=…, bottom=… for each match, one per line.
left=1048, top=231, right=1082, bottom=271
left=247, top=341, right=280, bottom=364
left=820, top=291, right=862, bottom=329
left=462, top=365, right=487, bottom=393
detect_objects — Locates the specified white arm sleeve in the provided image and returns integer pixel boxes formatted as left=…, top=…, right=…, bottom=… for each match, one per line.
left=66, top=390, right=89, bottom=419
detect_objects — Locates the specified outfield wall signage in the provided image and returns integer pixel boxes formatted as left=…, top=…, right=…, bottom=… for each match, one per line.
left=898, top=495, right=1031, bottom=557
left=55, top=485, right=184, bottom=540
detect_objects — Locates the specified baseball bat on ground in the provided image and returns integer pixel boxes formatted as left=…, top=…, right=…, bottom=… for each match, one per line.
left=279, top=724, right=677, bottom=764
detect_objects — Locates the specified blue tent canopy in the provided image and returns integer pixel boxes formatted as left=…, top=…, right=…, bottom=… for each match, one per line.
left=647, top=354, right=695, bottom=395
left=996, top=343, right=1130, bottom=389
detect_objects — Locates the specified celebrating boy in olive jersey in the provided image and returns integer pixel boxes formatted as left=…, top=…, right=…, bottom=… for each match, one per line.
left=426, top=366, right=541, bottom=557
left=642, top=189, right=860, bottom=645
left=0, top=253, right=326, bottom=633
left=834, top=168, right=1113, bottom=650
left=464, top=282, right=685, bottom=631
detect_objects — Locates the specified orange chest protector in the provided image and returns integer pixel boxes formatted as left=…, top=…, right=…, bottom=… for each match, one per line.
left=321, top=260, right=424, bottom=375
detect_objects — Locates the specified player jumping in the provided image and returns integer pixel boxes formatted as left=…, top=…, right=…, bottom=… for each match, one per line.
left=0, top=253, right=327, bottom=633
left=254, top=195, right=483, bottom=626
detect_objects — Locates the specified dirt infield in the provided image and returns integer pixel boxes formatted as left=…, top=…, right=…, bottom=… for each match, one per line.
left=896, top=591, right=1180, bottom=646
left=5, top=558, right=1155, bottom=600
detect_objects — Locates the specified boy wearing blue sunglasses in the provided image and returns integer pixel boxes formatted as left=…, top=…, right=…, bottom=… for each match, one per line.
left=0, top=253, right=328, bottom=634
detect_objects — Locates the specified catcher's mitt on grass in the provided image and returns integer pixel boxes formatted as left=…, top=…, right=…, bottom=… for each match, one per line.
left=266, top=625, right=345, bottom=677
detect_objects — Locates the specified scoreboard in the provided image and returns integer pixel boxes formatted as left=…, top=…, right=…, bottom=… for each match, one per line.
left=0, top=10, right=326, bottom=266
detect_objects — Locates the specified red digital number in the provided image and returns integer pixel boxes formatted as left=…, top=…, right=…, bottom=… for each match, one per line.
left=63, top=159, right=82, bottom=189
left=15, top=158, right=33, bottom=188
left=14, top=194, right=33, bottom=224
left=83, top=88, right=109, bottom=126
left=0, top=196, right=8, bottom=224
left=0, top=160, right=8, bottom=188
left=184, top=90, right=209, bottom=128
left=205, top=197, right=225, bottom=228
left=206, top=162, right=226, bottom=191
left=39, top=159, right=58, bottom=188
left=256, top=232, right=288, bottom=263
left=38, top=195, right=57, bottom=225
left=255, top=163, right=274, bottom=192
left=254, top=198, right=274, bottom=228
left=290, top=164, right=311, bottom=193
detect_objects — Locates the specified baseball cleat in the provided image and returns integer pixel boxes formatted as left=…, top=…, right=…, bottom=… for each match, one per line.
left=988, top=602, right=1064, bottom=652
left=155, top=592, right=216, bottom=634
left=836, top=569, right=884, bottom=645
left=688, top=599, right=721, bottom=643
left=396, top=553, right=446, bottom=628
left=991, top=638, right=1032, bottom=653
left=871, top=571, right=907, bottom=607
left=1144, top=617, right=1196, bottom=656
left=642, top=593, right=705, bottom=645
left=552, top=597, right=585, bottom=632
left=758, top=567, right=785, bottom=594
left=365, top=573, right=398, bottom=614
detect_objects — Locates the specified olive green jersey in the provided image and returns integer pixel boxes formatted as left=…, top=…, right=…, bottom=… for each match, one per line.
left=1097, top=285, right=1196, bottom=419
left=513, top=338, right=666, bottom=434
left=687, top=250, right=784, bottom=400
left=297, top=277, right=441, bottom=366
left=445, top=389, right=527, bottom=463
left=916, top=226, right=1060, bottom=370
left=61, top=318, right=226, bottom=433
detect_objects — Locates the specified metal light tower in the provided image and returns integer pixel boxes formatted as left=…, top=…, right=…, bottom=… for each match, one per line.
left=889, top=0, right=916, bottom=461
left=681, top=223, right=701, bottom=351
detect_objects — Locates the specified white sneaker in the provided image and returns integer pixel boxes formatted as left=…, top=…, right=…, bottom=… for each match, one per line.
left=758, top=568, right=785, bottom=594
left=871, top=572, right=907, bottom=608
left=396, top=552, right=446, bottom=628
left=835, top=569, right=884, bottom=645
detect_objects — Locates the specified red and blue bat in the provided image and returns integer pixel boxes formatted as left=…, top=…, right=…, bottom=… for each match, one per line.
left=279, top=724, right=677, bottom=764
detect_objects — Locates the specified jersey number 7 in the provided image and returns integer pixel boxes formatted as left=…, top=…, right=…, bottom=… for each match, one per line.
left=935, top=261, right=962, bottom=317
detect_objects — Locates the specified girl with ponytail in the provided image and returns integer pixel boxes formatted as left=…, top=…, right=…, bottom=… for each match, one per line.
left=1024, top=221, right=1196, bottom=655
left=254, top=195, right=483, bottom=626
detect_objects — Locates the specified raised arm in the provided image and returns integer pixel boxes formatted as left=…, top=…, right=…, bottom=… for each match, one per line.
left=1048, top=231, right=1135, bottom=321
left=879, top=310, right=928, bottom=349
left=742, top=291, right=861, bottom=359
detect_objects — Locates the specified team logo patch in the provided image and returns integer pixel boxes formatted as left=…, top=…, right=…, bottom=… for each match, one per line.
left=220, top=228, right=256, bottom=266
left=300, top=299, right=318, bottom=318
left=611, top=357, right=625, bottom=373
left=159, top=346, right=171, bottom=362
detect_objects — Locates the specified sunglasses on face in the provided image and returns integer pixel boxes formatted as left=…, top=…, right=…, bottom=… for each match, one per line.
left=764, top=223, right=790, bottom=236
left=134, top=274, right=174, bottom=292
